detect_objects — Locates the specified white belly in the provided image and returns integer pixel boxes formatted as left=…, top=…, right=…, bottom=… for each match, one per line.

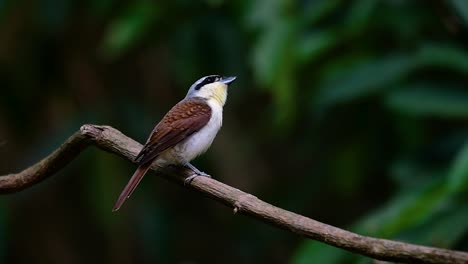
left=155, top=99, right=222, bottom=166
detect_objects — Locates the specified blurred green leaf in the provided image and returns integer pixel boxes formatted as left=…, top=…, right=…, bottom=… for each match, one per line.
left=449, top=0, right=468, bottom=28
left=252, top=18, right=296, bottom=87
left=100, top=1, right=158, bottom=59
left=244, top=0, right=285, bottom=30
left=390, top=158, right=443, bottom=189
left=315, top=55, right=415, bottom=108
left=355, top=178, right=450, bottom=238
left=292, top=241, right=350, bottom=264
left=344, top=0, right=377, bottom=35
left=293, top=177, right=452, bottom=263
left=417, top=44, right=468, bottom=74
left=297, top=30, right=338, bottom=65
left=302, top=0, right=342, bottom=26
left=448, top=139, right=468, bottom=193
left=252, top=14, right=299, bottom=128
left=386, top=85, right=468, bottom=118
left=271, top=62, right=297, bottom=128
left=399, top=203, right=468, bottom=248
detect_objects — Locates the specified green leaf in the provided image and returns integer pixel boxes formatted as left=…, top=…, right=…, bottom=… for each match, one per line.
left=314, top=45, right=468, bottom=110
left=315, top=55, right=415, bottom=108
left=390, top=158, right=443, bottom=189
left=252, top=18, right=296, bottom=87
left=251, top=13, right=301, bottom=129
left=386, top=84, right=468, bottom=118
left=297, top=30, right=338, bottom=65
left=100, top=1, right=158, bottom=59
left=344, top=0, right=378, bottom=35
left=398, top=203, right=468, bottom=248
left=355, top=177, right=450, bottom=238
left=417, top=44, right=468, bottom=74
left=449, top=0, right=468, bottom=28
left=271, top=63, right=297, bottom=129
left=244, top=0, right=284, bottom=30
left=448, top=139, right=468, bottom=193
left=293, top=177, right=452, bottom=264
left=302, top=0, right=342, bottom=26
left=292, top=241, right=351, bottom=264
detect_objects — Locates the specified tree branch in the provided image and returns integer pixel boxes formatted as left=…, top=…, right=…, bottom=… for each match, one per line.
left=1, top=124, right=467, bottom=264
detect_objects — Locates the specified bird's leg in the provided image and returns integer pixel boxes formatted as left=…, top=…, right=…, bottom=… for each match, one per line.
left=183, top=163, right=211, bottom=184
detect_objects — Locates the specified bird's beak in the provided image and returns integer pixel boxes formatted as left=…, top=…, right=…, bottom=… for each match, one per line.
left=221, top=76, right=237, bottom=85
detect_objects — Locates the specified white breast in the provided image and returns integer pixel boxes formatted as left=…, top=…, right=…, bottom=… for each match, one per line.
left=157, top=99, right=223, bottom=165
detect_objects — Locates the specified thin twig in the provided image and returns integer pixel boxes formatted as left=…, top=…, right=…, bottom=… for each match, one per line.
left=1, top=124, right=467, bottom=264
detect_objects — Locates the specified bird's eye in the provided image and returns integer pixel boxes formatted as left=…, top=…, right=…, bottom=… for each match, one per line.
left=194, top=75, right=220, bottom=90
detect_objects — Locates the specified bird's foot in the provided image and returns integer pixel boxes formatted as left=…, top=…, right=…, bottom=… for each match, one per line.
left=184, top=163, right=211, bottom=185
left=184, top=173, right=211, bottom=185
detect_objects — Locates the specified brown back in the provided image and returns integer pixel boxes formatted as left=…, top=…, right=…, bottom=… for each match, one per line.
left=134, top=97, right=212, bottom=165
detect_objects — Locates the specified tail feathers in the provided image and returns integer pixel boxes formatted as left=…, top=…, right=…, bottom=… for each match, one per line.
left=112, top=164, right=151, bottom=212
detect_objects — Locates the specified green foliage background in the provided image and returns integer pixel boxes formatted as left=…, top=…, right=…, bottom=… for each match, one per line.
left=0, top=0, right=468, bottom=263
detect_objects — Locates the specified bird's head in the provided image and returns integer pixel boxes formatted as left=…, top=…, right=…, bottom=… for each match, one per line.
left=185, top=75, right=236, bottom=106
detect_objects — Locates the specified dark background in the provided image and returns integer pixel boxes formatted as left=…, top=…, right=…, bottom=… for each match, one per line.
left=1, top=0, right=468, bottom=263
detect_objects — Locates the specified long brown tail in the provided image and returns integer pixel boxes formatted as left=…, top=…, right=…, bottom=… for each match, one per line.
left=112, top=164, right=151, bottom=212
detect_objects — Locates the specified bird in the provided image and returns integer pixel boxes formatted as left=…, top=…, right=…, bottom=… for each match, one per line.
left=112, top=75, right=236, bottom=211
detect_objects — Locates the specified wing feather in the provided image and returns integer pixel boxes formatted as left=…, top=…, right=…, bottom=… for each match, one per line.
left=135, top=97, right=211, bottom=165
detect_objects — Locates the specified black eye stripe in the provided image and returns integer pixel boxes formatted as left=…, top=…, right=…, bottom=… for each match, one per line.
left=194, top=75, right=221, bottom=90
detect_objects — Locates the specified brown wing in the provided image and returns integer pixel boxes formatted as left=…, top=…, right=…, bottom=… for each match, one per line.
left=134, top=97, right=212, bottom=165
